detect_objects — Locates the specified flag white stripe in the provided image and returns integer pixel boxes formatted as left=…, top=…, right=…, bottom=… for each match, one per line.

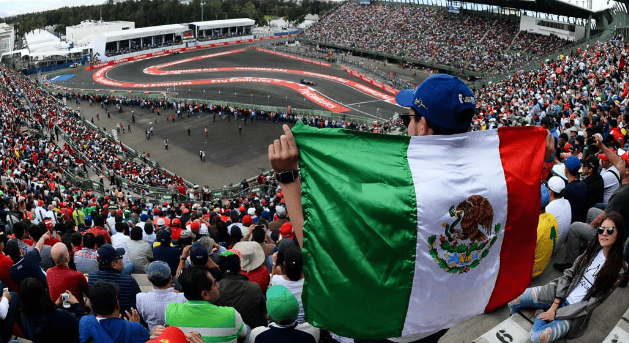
left=401, top=130, right=509, bottom=336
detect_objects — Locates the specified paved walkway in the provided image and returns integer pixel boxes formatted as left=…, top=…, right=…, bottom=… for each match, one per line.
left=69, top=101, right=276, bottom=189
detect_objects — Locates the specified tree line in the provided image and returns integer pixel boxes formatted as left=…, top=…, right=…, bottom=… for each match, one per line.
left=4, top=0, right=335, bottom=37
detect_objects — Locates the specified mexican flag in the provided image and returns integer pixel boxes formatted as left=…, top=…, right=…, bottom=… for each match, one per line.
left=292, top=121, right=547, bottom=339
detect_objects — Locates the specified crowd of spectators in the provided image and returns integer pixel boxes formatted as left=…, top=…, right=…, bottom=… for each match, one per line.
left=14, top=87, right=188, bottom=192
left=304, top=2, right=572, bottom=74
left=3, top=11, right=629, bottom=341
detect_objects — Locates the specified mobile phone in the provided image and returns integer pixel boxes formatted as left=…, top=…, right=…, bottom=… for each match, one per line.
left=62, top=293, right=70, bottom=308
left=255, top=225, right=264, bottom=230
left=2, top=288, right=7, bottom=294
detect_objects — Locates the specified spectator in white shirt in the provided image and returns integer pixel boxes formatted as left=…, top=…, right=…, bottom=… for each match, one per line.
left=136, top=261, right=186, bottom=331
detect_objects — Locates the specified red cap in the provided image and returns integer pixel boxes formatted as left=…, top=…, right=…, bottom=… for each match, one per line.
left=280, top=222, right=294, bottom=237
left=146, top=326, right=187, bottom=343
left=242, top=215, right=253, bottom=226
left=239, top=206, right=246, bottom=213
left=171, top=218, right=181, bottom=227
left=598, top=148, right=616, bottom=162
left=190, top=221, right=200, bottom=231
left=621, top=152, right=629, bottom=165
left=563, top=143, right=572, bottom=152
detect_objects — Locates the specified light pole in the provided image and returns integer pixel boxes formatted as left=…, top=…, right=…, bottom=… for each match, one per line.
left=234, top=92, right=237, bottom=102
left=199, top=0, right=206, bottom=42
left=218, top=90, right=221, bottom=102
left=267, top=95, right=270, bottom=106
left=251, top=94, right=253, bottom=104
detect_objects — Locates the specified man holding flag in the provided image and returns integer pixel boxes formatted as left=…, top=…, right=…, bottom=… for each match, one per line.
left=269, top=74, right=554, bottom=342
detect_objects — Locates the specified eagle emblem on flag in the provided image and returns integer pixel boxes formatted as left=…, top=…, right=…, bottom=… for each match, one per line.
left=427, top=195, right=502, bottom=274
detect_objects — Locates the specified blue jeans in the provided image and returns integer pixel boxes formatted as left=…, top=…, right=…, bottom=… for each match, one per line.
left=508, top=287, right=571, bottom=343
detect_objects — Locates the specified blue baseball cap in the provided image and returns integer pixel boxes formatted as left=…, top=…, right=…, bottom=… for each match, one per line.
left=147, top=261, right=171, bottom=281
left=564, top=155, right=581, bottom=174
left=190, top=241, right=208, bottom=266
left=540, top=184, right=550, bottom=209
left=395, top=74, right=476, bottom=131
left=97, top=244, right=125, bottom=264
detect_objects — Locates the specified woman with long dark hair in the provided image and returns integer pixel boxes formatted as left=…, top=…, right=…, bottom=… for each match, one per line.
left=508, top=211, right=628, bottom=343
left=271, top=246, right=305, bottom=324
left=17, top=277, right=83, bottom=343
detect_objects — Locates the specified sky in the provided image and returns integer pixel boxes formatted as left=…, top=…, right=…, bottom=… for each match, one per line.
left=0, top=0, right=617, bottom=18
left=0, top=0, right=107, bottom=17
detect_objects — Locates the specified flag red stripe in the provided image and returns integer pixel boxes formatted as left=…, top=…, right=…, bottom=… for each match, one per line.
left=485, top=127, right=548, bottom=312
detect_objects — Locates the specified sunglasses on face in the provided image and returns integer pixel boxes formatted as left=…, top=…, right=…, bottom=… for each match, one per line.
left=597, top=226, right=616, bottom=236
left=401, top=115, right=412, bottom=128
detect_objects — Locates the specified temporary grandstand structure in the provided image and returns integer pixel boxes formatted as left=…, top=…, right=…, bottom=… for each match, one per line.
left=91, top=24, right=188, bottom=58
left=188, top=18, right=255, bottom=39
left=66, top=20, right=135, bottom=45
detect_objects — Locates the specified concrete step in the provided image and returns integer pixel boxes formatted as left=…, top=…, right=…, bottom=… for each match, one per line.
left=131, top=273, right=151, bottom=287
left=602, top=306, right=629, bottom=343
left=472, top=311, right=532, bottom=343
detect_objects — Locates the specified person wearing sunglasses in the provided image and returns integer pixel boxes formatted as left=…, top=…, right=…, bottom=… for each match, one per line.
left=269, top=74, right=556, bottom=343
left=508, top=211, right=627, bottom=343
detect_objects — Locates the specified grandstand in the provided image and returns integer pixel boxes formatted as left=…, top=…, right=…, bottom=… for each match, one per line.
left=302, top=0, right=627, bottom=80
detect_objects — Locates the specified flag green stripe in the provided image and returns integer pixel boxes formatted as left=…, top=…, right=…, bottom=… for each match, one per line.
left=293, top=122, right=418, bottom=339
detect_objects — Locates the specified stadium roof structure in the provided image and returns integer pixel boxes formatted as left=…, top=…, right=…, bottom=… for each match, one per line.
left=446, top=0, right=607, bottom=19
left=189, top=18, right=256, bottom=30
left=98, top=24, right=188, bottom=42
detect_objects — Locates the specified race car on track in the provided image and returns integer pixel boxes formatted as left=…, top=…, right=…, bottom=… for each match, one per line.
left=300, top=79, right=317, bottom=86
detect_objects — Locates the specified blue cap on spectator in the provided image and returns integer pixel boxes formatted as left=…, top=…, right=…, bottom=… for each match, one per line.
left=190, top=241, right=208, bottom=266
left=147, top=261, right=171, bottom=282
left=395, top=74, right=476, bottom=131
left=541, top=184, right=550, bottom=209
left=564, top=155, right=581, bottom=174
left=84, top=215, right=92, bottom=226
left=97, top=244, right=124, bottom=264
left=140, top=214, right=149, bottom=222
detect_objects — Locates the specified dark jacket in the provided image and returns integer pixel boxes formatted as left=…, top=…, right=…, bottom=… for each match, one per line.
left=215, top=273, right=267, bottom=328
left=537, top=247, right=628, bottom=338
left=88, top=267, right=140, bottom=315
left=20, top=306, right=83, bottom=343
left=583, top=173, right=604, bottom=210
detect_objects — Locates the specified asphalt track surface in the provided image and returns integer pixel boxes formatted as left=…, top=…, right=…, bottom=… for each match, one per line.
left=50, top=45, right=403, bottom=188
left=64, top=45, right=403, bottom=119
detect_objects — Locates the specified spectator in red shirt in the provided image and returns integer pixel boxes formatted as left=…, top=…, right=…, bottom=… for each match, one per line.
left=234, top=242, right=270, bottom=292
left=170, top=218, right=183, bottom=241
left=0, top=232, right=18, bottom=292
left=87, top=215, right=111, bottom=244
left=610, top=119, right=625, bottom=147
left=47, top=243, right=89, bottom=309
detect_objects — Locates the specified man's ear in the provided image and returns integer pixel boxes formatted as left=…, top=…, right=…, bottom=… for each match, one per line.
left=201, top=289, right=211, bottom=301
